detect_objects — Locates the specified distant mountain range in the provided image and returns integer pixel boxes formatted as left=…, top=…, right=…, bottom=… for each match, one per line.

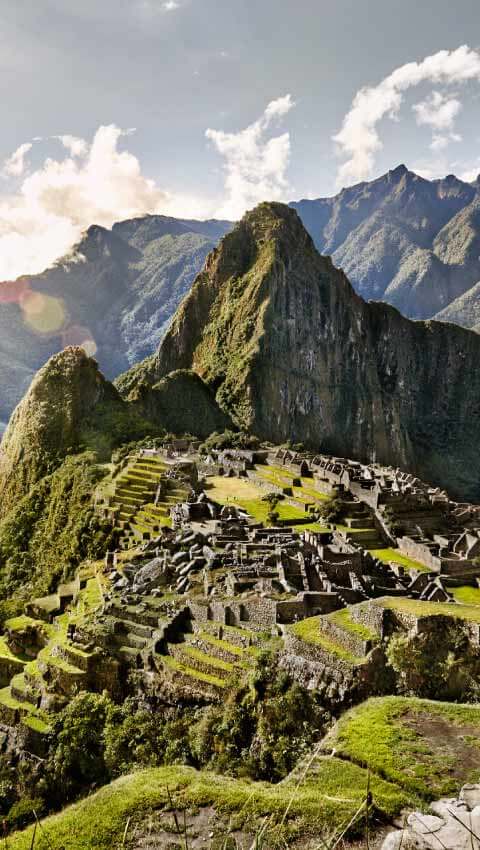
left=1, top=164, right=480, bottom=428
left=291, top=164, right=480, bottom=322
left=0, top=216, right=230, bottom=429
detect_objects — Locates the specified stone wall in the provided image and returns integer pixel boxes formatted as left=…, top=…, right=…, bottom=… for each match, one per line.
left=398, top=536, right=441, bottom=571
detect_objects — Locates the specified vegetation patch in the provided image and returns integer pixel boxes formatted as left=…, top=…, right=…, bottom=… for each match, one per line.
left=5, top=759, right=411, bottom=850
left=289, top=616, right=365, bottom=664
left=325, top=695, right=480, bottom=799
left=377, top=595, right=480, bottom=623
left=451, top=585, right=480, bottom=605
left=370, top=548, right=431, bottom=572
left=0, top=454, right=117, bottom=621
left=326, top=608, right=379, bottom=643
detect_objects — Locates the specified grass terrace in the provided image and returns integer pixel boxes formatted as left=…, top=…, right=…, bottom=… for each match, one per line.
left=375, top=595, right=480, bottom=623
left=369, top=548, right=431, bottom=572
left=451, top=585, right=480, bottom=606
left=288, top=616, right=366, bottom=665
left=205, top=476, right=323, bottom=529
left=327, top=607, right=379, bottom=644
left=162, top=654, right=227, bottom=689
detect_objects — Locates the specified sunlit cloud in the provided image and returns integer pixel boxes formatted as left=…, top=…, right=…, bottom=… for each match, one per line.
left=0, top=125, right=209, bottom=281
left=333, top=45, right=480, bottom=188
left=206, top=94, right=295, bottom=219
left=3, top=143, right=33, bottom=177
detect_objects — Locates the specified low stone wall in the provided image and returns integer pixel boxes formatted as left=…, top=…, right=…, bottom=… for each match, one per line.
left=349, top=600, right=388, bottom=639
left=318, top=619, right=371, bottom=657
left=398, top=536, right=441, bottom=571
left=189, top=596, right=277, bottom=629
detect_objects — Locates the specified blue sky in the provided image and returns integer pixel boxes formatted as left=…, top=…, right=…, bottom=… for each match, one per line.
left=0, top=0, right=479, bottom=278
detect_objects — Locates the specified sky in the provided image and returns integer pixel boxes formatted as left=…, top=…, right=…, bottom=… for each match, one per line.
left=0, top=0, right=480, bottom=279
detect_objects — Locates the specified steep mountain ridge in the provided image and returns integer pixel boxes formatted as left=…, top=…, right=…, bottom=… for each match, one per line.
left=127, top=201, right=480, bottom=500
left=2, top=166, right=480, bottom=433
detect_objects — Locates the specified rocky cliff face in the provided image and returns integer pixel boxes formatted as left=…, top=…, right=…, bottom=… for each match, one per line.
left=135, top=202, right=480, bottom=500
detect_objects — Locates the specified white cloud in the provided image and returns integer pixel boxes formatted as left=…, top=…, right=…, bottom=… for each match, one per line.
left=162, top=0, right=180, bottom=9
left=55, top=135, right=89, bottom=157
left=206, top=94, right=295, bottom=219
left=413, top=90, right=462, bottom=131
left=3, top=143, right=33, bottom=177
left=333, top=45, right=480, bottom=188
left=0, top=124, right=209, bottom=281
left=413, top=91, right=462, bottom=151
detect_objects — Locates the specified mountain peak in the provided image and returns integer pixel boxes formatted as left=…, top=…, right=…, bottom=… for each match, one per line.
left=0, top=347, right=122, bottom=514
left=389, top=163, right=409, bottom=178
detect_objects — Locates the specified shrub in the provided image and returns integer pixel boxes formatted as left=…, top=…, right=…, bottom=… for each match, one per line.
left=199, top=430, right=260, bottom=453
left=387, top=620, right=480, bottom=700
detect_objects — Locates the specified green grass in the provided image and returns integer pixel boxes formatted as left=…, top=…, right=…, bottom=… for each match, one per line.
left=370, top=548, right=431, bottom=572
left=198, top=632, right=245, bottom=657
left=325, top=696, right=480, bottom=800
left=326, top=608, right=379, bottom=643
left=181, top=646, right=236, bottom=673
left=4, top=615, right=41, bottom=632
left=289, top=617, right=365, bottom=664
left=37, top=646, right=85, bottom=675
left=5, top=762, right=411, bottom=850
left=377, top=595, right=480, bottom=623
left=22, top=713, right=50, bottom=734
left=0, top=686, right=41, bottom=717
left=0, top=636, right=26, bottom=663
left=162, top=654, right=227, bottom=688
left=451, top=585, right=480, bottom=606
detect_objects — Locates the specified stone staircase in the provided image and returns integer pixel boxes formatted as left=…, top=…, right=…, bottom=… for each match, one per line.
left=337, top=500, right=386, bottom=549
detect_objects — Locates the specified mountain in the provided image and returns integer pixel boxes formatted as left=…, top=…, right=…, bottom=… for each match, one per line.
left=2, top=165, right=480, bottom=436
left=291, top=165, right=480, bottom=321
left=0, top=215, right=232, bottom=431
left=122, top=201, right=480, bottom=501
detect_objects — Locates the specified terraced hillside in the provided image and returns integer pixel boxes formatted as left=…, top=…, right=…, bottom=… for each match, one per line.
left=104, top=454, right=189, bottom=548
left=0, top=564, right=105, bottom=744
left=160, top=620, right=266, bottom=697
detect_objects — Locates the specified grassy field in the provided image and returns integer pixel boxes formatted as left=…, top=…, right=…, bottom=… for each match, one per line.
left=451, top=585, right=480, bottom=605
left=204, top=476, right=319, bottom=528
left=376, top=595, right=480, bottom=623
left=369, top=548, right=431, bottom=572
left=324, top=696, right=480, bottom=799
left=6, top=761, right=410, bottom=849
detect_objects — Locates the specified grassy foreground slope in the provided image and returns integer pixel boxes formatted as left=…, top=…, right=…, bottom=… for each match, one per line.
left=7, top=762, right=409, bottom=849
left=324, top=696, right=480, bottom=799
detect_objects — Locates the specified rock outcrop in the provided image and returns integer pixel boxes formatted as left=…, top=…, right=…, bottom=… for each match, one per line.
left=383, top=783, right=480, bottom=849
left=127, top=202, right=480, bottom=501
